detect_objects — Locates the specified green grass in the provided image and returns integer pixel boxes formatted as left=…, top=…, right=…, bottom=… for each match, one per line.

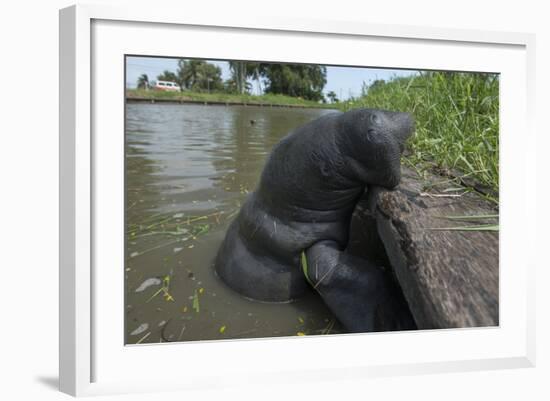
left=339, top=72, right=499, bottom=194
left=431, top=213, right=499, bottom=231
left=127, top=89, right=333, bottom=109
left=301, top=251, right=314, bottom=287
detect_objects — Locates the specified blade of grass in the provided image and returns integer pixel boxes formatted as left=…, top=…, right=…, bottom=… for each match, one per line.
left=427, top=224, right=499, bottom=232
left=435, top=214, right=499, bottom=220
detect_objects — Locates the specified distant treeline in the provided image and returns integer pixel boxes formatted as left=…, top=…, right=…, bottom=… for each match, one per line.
left=136, top=59, right=338, bottom=103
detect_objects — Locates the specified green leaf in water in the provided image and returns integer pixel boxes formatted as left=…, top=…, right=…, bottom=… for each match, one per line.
left=301, top=251, right=314, bottom=287
left=146, top=287, right=164, bottom=303
left=219, top=325, right=226, bottom=334
left=192, top=289, right=200, bottom=313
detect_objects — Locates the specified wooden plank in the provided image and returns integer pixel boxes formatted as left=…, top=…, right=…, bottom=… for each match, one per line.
left=362, top=167, right=499, bottom=329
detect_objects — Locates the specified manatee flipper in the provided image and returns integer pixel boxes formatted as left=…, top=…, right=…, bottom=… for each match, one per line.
left=215, top=215, right=307, bottom=302
left=305, top=240, right=416, bottom=332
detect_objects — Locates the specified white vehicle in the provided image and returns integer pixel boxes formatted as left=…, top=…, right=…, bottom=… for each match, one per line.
left=154, top=80, right=181, bottom=91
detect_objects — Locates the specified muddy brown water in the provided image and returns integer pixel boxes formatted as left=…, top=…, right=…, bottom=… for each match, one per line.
left=125, top=103, right=344, bottom=344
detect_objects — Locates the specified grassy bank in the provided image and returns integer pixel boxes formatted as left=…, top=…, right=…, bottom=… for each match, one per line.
left=126, top=89, right=333, bottom=109
left=340, top=72, right=499, bottom=195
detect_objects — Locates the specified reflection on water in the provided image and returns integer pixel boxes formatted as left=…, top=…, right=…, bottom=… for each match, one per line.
left=125, top=103, right=341, bottom=344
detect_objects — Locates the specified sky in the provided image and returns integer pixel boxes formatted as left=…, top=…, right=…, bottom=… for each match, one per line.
left=126, top=56, right=417, bottom=100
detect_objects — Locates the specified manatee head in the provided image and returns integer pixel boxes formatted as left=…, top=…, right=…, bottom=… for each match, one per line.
left=338, top=108, right=414, bottom=189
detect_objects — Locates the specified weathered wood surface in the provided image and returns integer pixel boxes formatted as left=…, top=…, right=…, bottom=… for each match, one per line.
left=354, top=167, right=499, bottom=329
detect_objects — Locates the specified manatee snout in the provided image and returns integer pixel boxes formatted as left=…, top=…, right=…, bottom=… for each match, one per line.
left=341, top=108, right=415, bottom=188
left=385, top=110, right=414, bottom=152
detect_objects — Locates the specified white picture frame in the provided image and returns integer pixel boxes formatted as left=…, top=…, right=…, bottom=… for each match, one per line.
left=59, top=3, right=536, bottom=397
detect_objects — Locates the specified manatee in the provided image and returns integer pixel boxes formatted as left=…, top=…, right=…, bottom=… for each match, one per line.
left=214, top=108, right=414, bottom=302
left=304, top=240, right=417, bottom=332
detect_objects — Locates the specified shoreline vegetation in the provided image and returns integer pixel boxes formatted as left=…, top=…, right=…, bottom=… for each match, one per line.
left=127, top=71, right=499, bottom=198
left=126, top=89, right=334, bottom=109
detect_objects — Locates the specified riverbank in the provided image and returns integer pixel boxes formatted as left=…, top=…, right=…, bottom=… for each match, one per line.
left=126, top=89, right=334, bottom=109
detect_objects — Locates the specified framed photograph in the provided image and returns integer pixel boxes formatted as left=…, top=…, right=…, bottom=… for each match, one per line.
left=60, top=4, right=536, bottom=396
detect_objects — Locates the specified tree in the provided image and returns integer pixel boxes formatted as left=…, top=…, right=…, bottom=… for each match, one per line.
left=260, top=63, right=327, bottom=101
left=224, top=78, right=252, bottom=94
left=367, top=79, right=386, bottom=94
left=228, top=61, right=247, bottom=94
left=228, top=61, right=261, bottom=95
left=177, top=59, right=201, bottom=90
left=248, top=62, right=264, bottom=95
left=197, top=62, right=224, bottom=92
left=137, top=74, right=149, bottom=89
left=326, top=90, right=339, bottom=103
left=177, top=59, right=223, bottom=92
left=157, top=70, right=178, bottom=83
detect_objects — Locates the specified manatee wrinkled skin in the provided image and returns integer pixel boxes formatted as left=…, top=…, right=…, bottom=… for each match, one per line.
left=214, top=108, right=414, bottom=302
left=305, top=240, right=416, bottom=332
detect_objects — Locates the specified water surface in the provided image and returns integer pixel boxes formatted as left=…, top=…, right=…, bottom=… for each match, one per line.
left=125, top=103, right=343, bottom=344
